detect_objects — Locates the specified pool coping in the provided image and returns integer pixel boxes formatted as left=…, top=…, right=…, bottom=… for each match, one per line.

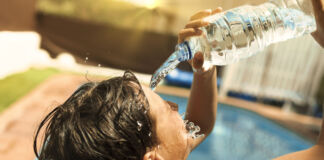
left=153, top=84, right=323, bottom=142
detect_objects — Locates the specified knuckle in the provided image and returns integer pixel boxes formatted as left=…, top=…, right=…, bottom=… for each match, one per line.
left=179, top=29, right=186, bottom=35
left=199, top=20, right=205, bottom=25
left=178, top=32, right=184, bottom=38
left=188, top=28, right=196, bottom=33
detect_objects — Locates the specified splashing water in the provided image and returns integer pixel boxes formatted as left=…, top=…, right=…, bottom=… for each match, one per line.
left=137, top=121, right=143, bottom=131
left=149, top=51, right=181, bottom=90
left=180, top=112, right=186, bottom=119
left=184, top=120, right=204, bottom=139
left=149, top=42, right=192, bottom=90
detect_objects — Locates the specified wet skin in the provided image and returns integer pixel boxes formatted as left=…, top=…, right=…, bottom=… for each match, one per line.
left=143, top=86, right=193, bottom=160
left=142, top=8, right=221, bottom=160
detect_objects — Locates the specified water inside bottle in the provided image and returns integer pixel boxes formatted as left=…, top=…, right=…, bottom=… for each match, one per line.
left=200, top=3, right=316, bottom=65
left=149, top=3, right=316, bottom=89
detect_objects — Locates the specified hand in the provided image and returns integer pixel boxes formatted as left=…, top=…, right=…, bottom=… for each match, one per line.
left=178, top=8, right=222, bottom=74
left=311, top=0, right=324, bottom=47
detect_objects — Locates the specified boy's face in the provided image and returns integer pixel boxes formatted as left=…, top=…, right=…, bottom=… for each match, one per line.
left=142, top=86, right=193, bottom=160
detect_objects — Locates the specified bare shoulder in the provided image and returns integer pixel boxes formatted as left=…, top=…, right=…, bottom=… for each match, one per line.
left=273, top=145, right=324, bottom=160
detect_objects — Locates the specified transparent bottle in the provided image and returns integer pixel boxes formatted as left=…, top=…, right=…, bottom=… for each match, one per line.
left=149, top=0, right=316, bottom=89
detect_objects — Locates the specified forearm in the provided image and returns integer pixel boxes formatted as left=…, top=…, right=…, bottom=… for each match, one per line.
left=186, top=66, right=218, bottom=135
left=318, top=116, right=324, bottom=145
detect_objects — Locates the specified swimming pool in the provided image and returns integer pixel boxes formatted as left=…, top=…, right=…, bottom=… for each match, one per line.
left=159, top=93, right=313, bottom=160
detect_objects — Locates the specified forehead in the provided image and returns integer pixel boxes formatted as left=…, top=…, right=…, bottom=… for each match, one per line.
left=141, top=86, right=168, bottom=115
left=142, top=86, right=165, bottom=106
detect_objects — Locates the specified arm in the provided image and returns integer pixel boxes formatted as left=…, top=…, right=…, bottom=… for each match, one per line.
left=186, top=64, right=217, bottom=148
left=274, top=114, right=324, bottom=160
left=177, top=8, right=222, bottom=149
left=273, top=145, right=324, bottom=160
left=311, top=0, right=324, bottom=47
left=274, top=1, right=324, bottom=159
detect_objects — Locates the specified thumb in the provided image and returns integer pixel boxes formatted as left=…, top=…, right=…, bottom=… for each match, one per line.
left=193, top=52, right=204, bottom=70
left=311, top=32, right=324, bottom=48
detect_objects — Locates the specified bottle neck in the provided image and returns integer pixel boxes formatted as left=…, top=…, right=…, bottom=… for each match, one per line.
left=269, top=0, right=314, bottom=16
left=176, top=41, right=193, bottom=62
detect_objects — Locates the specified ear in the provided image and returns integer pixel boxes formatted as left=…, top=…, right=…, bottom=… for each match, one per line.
left=143, top=150, right=164, bottom=160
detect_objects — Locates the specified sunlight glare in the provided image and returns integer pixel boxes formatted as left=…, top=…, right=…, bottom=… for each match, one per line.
left=122, top=0, right=158, bottom=9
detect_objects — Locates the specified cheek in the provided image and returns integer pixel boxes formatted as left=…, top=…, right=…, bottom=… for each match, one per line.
left=170, top=123, right=191, bottom=159
left=159, top=115, right=188, bottom=148
left=170, top=114, right=189, bottom=149
left=174, top=114, right=187, bottom=137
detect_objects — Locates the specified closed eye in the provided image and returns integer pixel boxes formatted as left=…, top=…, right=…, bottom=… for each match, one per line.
left=166, top=101, right=179, bottom=112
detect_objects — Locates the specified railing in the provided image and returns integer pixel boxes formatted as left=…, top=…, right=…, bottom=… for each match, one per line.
left=220, top=35, right=324, bottom=109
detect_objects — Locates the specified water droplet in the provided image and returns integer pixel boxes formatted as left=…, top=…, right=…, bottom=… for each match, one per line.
left=148, top=132, right=152, bottom=137
left=184, top=120, right=203, bottom=139
left=84, top=57, right=89, bottom=64
left=197, top=134, right=205, bottom=138
left=137, top=121, right=142, bottom=131
left=138, top=104, right=144, bottom=110
left=180, top=113, right=186, bottom=119
left=187, top=122, right=194, bottom=130
left=195, top=125, right=200, bottom=132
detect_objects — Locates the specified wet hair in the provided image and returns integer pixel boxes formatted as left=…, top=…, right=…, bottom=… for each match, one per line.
left=33, top=71, right=157, bottom=160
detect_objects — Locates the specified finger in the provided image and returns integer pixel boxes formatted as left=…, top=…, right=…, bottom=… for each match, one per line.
left=190, top=9, right=213, bottom=21
left=212, top=7, right=223, bottom=14
left=192, top=52, right=204, bottom=70
left=311, top=32, right=324, bottom=47
left=311, top=0, right=324, bottom=14
left=185, top=19, right=209, bottom=29
left=178, top=28, right=202, bottom=43
left=188, top=59, right=193, bottom=66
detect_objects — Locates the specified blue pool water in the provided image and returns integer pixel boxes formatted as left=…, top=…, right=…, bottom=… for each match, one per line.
left=159, top=94, right=313, bottom=160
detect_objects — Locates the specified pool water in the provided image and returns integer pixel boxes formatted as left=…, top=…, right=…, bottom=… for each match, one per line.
left=159, top=94, right=313, bottom=160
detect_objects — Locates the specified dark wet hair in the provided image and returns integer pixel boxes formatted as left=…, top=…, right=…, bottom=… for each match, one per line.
left=33, top=71, right=157, bottom=160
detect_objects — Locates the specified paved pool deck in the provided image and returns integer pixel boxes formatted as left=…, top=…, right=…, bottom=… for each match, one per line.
left=0, top=74, right=87, bottom=160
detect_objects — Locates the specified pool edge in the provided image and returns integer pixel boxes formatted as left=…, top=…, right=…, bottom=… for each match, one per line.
left=153, top=85, right=322, bottom=143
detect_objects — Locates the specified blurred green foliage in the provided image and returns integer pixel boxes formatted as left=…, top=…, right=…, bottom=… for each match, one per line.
left=37, top=0, right=157, bottom=30
left=0, top=68, right=59, bottom=113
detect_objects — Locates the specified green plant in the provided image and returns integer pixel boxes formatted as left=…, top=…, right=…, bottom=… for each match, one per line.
left=0, top=68, right=59, bottom=113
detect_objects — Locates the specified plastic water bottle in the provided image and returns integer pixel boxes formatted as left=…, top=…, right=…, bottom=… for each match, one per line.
left=149, top=0, right=316, bottom=89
